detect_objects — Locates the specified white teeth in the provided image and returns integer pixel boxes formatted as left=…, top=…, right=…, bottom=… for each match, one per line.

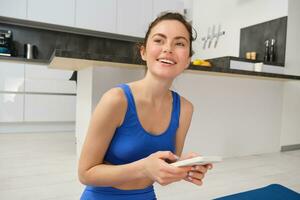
left=158, top=59, right=175, bottom=64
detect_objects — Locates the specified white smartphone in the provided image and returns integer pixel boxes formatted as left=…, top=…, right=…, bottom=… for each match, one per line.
left=170, top=156, right=222, bottom=167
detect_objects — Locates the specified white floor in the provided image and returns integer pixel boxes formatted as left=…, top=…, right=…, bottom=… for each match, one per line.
left=0, top=132, right=299, bottom=200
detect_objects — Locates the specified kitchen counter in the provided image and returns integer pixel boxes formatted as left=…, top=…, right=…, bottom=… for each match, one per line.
left=0, top=55, right=49, bottom=64
left=49, top=49, right=300, bottom=81
left=46, top=49, right=300, bottom=158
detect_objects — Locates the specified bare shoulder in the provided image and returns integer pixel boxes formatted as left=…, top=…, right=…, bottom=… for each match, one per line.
left=99, top=87, right=127, bottom=107
left=180, top=96, right=194, bottom=116
left=93, top=87, right=127, bottom=126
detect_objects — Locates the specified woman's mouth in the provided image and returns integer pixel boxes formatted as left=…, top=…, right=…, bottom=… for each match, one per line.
left=157, top=58, right=177, bottom=65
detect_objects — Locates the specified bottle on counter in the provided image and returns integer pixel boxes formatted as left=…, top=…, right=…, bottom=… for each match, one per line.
left=269, top=39, right=276, bottom=62
left=264, top=40, right=270, bottom=62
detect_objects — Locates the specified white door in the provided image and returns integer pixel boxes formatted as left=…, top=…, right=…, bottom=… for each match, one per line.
left=152, top=0, right=184, bottom=19
left=117, top=0, right=152, bottom=37
left=0, top=0, right=27, bottom=19
left=27, top=0, right=75, bottom=26
left=76, top=0, right=117, bottom=33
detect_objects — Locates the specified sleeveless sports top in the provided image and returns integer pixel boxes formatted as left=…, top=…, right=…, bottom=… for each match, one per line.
left=104, top=83, right=181, bottom=165
left=81, top=84, right=181, bottom=200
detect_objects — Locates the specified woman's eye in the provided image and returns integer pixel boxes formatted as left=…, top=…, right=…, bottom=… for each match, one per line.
left=176, top=42, right=185, bottom=47
left=154, top=39, right=163, bottom=43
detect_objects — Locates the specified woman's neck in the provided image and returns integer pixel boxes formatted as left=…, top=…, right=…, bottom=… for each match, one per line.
left=134, top=74, right=173, bottom=104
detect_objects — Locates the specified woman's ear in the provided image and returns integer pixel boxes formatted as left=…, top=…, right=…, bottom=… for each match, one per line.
left=140, top=45, right=147, bottom=61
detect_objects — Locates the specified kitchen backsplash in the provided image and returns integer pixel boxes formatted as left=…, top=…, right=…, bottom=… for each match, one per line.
left=239, top=16, right=287, bottom=67
left=0, top=17, right=142, bottom=62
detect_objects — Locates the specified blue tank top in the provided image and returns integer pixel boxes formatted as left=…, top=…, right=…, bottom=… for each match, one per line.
left=104, top=83, right=181, bottom=164
left=81, top=83, right=181, bottom=200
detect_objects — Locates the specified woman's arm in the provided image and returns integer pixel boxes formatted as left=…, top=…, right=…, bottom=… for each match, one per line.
left=175, top=96, right=212, bottom=186
left=78, top=88, right=190, bottom=187
left=175, top=96, right=194, bottom=156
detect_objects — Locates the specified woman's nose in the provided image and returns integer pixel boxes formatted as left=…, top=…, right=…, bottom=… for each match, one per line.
left=163, top=48, right=172, bottom=53
left=163, top=44, right=173, bottom=53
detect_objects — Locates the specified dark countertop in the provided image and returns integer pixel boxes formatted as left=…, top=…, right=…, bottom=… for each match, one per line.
left=48, top=50, right=300, bottom=81
left=207, top=56, right=284, bottom=67
left=188, top=64, right=300, bottom=80
left=0, top=55, right=49, bottom=64
left=1, top=50, right=300, bottom=81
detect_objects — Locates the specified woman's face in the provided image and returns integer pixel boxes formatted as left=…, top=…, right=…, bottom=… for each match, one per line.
left=140, top=20, right=191, bottom=79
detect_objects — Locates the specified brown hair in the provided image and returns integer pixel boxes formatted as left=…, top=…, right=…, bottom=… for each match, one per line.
left=139, top=12, right=196, bottom=58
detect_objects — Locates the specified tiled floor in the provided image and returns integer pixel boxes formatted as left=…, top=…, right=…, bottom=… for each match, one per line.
left=1, top=132, right=299, bottom=200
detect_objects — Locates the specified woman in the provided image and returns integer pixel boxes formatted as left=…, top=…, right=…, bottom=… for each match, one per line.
left=78, top=12, right=212, bottom=200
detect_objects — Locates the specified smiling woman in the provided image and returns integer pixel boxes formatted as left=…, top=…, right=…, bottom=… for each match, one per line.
left=78, top=12, right=212, bottom=200
left=140, top=19, right=191, bottom=79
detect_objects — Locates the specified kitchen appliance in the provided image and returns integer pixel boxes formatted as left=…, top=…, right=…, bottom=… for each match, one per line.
left=24, top=43, right=38, bottom=59
left=0, top=30, right=13, bottom=56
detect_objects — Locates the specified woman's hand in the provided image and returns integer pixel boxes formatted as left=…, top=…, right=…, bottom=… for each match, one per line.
left=141, top=151, right=192, bottom=186
left=180, top=152, right=213, bottom=186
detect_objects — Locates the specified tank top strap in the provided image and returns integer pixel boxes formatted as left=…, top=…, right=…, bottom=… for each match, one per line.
left=171, top=90, right=181, bottom=129
left=116, top=83, right=135, bottom=111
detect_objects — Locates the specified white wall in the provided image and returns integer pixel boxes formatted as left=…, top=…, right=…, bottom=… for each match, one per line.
left=174, top=72, right=283, bottom=157
left=192, top=0, right=288, bottom=60
left=284, top=0, right=300, bottom=76
left=280, top=0, right=300, bottom=147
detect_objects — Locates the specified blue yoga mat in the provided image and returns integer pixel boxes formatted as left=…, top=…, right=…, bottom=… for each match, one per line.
left=215, top=184, right=300, bottom=200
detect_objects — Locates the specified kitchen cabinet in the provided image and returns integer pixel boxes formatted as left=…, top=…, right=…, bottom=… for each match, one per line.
left=152, top=0, right=184, bottom=19
left=75, top=0, right=117, bottom=33
left=0, top=93, right=24, bottom=122
left=0, top=0, right=27, bottom=19
left=0, top=61, right=24, bottom=92
left=25, top=63, right=76, bottom=94
left=27, top=0, right=75, bottom=26
left=117, top=0, right=152, bottom=37
left=0, top=60, right=76, bottom=123
left=24, top=94, right=76, bottom=122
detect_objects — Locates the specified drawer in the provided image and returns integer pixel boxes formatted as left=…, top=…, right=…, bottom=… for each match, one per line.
left=24, top=94, right=76, bottom=122
left=0, top=93, right=24, bottom=122
left=0, top=61, right=24, bottom=92
left=25, top=63, right=76, bottom=94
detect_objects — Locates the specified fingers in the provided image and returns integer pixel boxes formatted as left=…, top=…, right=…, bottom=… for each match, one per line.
left=192, top=165, right=208, bottom=174
left=156, top=151, right=179, bottom=162
left=188, top=171, right=204, bottom=180
left=184, top=164, right=213, bottom=186
left=184, top=176, right=203, bottom=186
left=205, top=163, right=213, bottom=170
left=156, top=168, right=189, bottom=186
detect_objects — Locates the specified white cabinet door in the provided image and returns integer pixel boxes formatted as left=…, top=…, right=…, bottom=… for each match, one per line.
left=25, top=63, right=76, bottom=94
left=24, top=94, right=76, bottom=122
left=0, top=93, right=24, bottom=122
left=0, top=0, right=27, bottom=19
left=0, top=61, right=24, bottom=92
left=152, top=0, right=184, bottom=19
left=75, top=0, right=117, bottom=33
left=117, top=0, right=152, bottom=37
left=27, top=0, right=75, bottom=26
